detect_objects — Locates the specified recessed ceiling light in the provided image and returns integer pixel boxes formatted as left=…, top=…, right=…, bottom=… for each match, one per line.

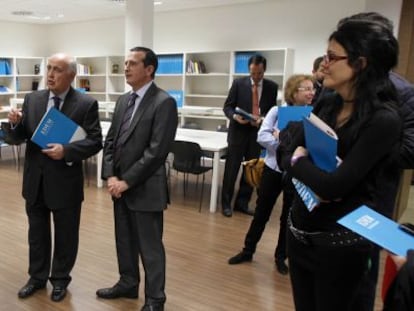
left=11, top=10, right=33, bottom=16
left=154, top=1, right=163, bottom=5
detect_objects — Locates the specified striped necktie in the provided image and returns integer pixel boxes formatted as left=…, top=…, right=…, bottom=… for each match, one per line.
left=114, top=92, right=138, bottom=161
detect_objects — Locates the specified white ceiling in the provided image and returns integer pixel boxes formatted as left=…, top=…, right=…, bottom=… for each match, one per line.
left=0, top=0, right=265, bottom=24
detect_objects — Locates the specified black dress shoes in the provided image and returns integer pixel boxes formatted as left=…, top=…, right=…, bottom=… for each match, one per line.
left=18, top=282, right=46, bottom=298
left=141, top=303, right=165, bottom=311
left=233, top=205, right=255, bottom=216
left=51, top=286, right=67, bottom=302
left=222, top=207, right=232, bottom=217
left=276, top=259, right=289, bottom=275
left=96, top=285, right=138, bottom=299
left=228, top=251, right=253, bottom=265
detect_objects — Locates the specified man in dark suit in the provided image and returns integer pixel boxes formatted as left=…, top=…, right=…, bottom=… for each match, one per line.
left=7, top=53, right=103, bottom=302
left=222, top=54, right=278, bottom=217
left=96, top=47, right=178, bottom=311
left=311, top=56, right=324, bottom=106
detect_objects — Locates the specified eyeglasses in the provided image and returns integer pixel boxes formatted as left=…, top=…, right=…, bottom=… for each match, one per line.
left=297, top=87, right=315, bottom=92
left=323, top=53, right=348, bottom=64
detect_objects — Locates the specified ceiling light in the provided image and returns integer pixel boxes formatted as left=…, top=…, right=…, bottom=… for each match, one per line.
left=11, top=10, right=33, bottom=16
left=154, top=1, right=163, bottom=5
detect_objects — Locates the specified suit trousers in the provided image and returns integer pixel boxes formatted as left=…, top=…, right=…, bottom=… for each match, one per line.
left=287, top=228, right=373, bottom=311
left=26, top=185, right=81, bottom=288
left=114, top=198, right=166, bottom=304
left=221, top=131, right=261, bottom=209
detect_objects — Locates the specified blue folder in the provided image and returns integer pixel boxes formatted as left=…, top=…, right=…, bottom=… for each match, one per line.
left=338, top=205, right=414, bottom=256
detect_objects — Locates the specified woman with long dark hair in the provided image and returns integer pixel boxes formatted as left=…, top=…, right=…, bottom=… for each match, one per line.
left=278, top=19, right=402, bottom=311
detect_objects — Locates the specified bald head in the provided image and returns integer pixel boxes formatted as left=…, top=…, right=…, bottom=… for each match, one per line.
left=46, top=53, right=77, bottom=95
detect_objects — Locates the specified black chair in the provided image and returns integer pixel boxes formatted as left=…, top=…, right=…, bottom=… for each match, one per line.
left=170, top=140, right=213, bottom=212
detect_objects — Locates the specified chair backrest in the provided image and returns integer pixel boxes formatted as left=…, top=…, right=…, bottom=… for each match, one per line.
left=181, top=122, right=201, bottom=130
left=216, top=124, right=228, bottom=132
left=171, top=140, right=203, bottom=173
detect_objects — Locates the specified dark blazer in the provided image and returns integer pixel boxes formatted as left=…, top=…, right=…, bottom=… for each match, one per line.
left=102, top=83, right=178, bottom=212
left=10, top=88, right=103, bottom=209
left=223, top=76, right=278, bottom=144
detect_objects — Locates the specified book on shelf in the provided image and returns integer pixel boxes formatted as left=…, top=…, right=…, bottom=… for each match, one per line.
left=157, top=54, right=183, bottom=74
left=77, top=63, right=92, bottom=75
left=186, top=60, right=207, bottom=74
left=0, top=59, right=11, bottom=75
left=293, top=113, right=339, bottom=212
left=234, top=52, right=257, bottom=74
left=337, top=205, right=414, bottom=256
left=0, top=85, right=10, bottom=93
left=31, top=107, right=86, bottom=149
left=167, top=90, right=184, bottom=108
left=234, top=107, right=256, bottom=121
left=277, top=105, right=313, bottom=130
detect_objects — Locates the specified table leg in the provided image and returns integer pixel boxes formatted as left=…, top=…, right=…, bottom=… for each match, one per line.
left=97, top=150, right=103, bottom=188
left=209, top=151, right=220, bottom=213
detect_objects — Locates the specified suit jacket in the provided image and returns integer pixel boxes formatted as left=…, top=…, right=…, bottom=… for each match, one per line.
left=102, top=83, right=178, bottom=212
left=223, top=76, right=278, bottom=145
left=10, top=88, right=103, bottom=209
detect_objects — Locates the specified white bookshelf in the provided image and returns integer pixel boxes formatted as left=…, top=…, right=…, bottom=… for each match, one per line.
left=0, top=57, right=45, bottom=118
left=155, top=48, right=294, bottom=130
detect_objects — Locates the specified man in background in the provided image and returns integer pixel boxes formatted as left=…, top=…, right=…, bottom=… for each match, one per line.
left=8, top=53, right=102, bottom=302
left=221, top=54, right=278, bottom=217
left=311, top=56, right=325, bottom=106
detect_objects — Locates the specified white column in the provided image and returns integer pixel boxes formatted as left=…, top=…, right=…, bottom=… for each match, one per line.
left=125, top=0, right=154, bottom=54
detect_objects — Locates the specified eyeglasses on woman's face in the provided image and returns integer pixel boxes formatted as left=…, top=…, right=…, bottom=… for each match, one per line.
left=297, top=86, right=315, bottom=92
left=323, top=53, right=348, bottom=65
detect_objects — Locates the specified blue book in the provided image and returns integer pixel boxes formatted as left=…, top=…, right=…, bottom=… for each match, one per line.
left=338, top=205, right=414, bottom=256
left=292, top=178, right=320, bottom=212
left=31, top=107, right=86, bottom=149
left=293, top=113, right=339, bottom=211
left=234, top=107, right=256, bottom=121
left=303, top=113, right=338, bottom=172
left=277, top=105, right=313, bottom=130
left=167, top=90, right=184, bottom=108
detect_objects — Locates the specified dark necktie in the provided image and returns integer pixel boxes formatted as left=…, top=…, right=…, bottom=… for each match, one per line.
left=53, top=96, right=61, bottom=110
left=114, top=92, right=138, bottom=162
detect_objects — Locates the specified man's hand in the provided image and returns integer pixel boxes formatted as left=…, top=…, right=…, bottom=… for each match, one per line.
left=249, top=116, right=263, bottom=127
left=107, top=176, right=129, bottom=198
left=8, top=108, right=22, bottom=125
left=42, top=143, right=65, bottom=160
left=233, top=114, right=250, bottom=125
left=272, top=129, right=280, bottom=139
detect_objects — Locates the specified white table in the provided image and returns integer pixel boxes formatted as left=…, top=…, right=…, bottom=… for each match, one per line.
left=175, top=128, right=228, bottom=213
left=96, top=126, right=228, bottom=213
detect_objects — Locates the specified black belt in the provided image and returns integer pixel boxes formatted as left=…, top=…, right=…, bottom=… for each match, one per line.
left=288, top=213, right=366, bottom=247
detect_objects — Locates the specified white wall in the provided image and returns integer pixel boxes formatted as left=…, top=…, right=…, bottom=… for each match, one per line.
left=0, top=0, right=403, bottom=75
left=47, top=18, right=125, bottom=57
left=153, top=0, right=366, bottom=73
left=0, top=21, right=47, bottom=56
left=365, top=0, right=403, bottom=36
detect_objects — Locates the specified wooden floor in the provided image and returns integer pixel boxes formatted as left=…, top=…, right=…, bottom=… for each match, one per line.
left=0, top=148, right=410, bottom=311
